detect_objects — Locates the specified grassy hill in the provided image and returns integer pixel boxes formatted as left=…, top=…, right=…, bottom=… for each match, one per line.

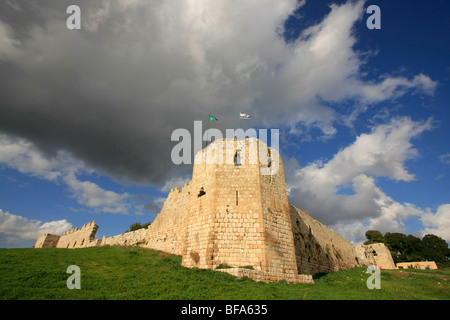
left=0, top=246, right=449, bottom=300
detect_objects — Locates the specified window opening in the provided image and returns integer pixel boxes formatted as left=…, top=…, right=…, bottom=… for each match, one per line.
left=198, top=187, right=206, bottom=197
left=234, top=150, right=241, bottom=166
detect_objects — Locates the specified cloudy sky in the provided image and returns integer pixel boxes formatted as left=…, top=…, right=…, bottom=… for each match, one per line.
left=0, top=0, right=449, bottom=248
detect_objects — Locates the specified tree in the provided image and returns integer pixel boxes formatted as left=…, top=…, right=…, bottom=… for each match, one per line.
left=129, top=222, right=143, bottom=232
left=379, top=231, right=450, bottom=267
left=422, top=234, right=450, bottom=266
left=384, top=232, right=408, bottom=263
left=364, top=230, right=385, bottom=245
left=126, top=221, right=152, bottom=233
left=142, top=221, right=151, bottom=229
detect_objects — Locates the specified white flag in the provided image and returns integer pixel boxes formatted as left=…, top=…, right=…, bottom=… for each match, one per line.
left=240, top=112, right=252, bottom=120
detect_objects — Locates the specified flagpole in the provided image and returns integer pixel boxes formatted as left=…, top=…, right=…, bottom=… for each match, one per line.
left=205, top=120, right=210, bottom=149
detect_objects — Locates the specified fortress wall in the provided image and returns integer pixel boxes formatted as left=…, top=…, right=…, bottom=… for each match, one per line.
left=56, top=221, right=99, bottom=248
left=181, top=143, right=224, bottom=269
left=142, top=183, right=192, bottom=254
left=290, top=205, right=359, bottom=274
left=217, top=268, right=314, bottom=284
left=98, top=183, right=191, bottom=251
left=354, top=243, right=396, bottom=269
left=181, top=138, right=300, bottom=282
left=180, top=139, right=269, bottom=270
left=206, top=139, right=267, bottom=270
left=259, top=146, right=299, bottom=277
left=34, top=233, right=60, bottom=248
left=101, top=228, right=148, bottom=247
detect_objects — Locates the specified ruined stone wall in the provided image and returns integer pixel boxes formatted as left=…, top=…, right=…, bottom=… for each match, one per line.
left=141, top=182, right=191, bottom=254
left=34, top=233, right=60, bottom=248
left=101, top=228, right=148, bottom=247
left=92, top=183, right=192, bottom=250
left=354, top=243, right=396, bottom=269
left=396, top=261, right=438, bottom=270
left=290, top=205, right=359, bottom=274
left=56, top=221, right=99, bottom=248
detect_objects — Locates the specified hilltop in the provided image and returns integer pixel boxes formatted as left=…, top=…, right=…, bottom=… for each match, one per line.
left=1, top=246, right=448, bottom=300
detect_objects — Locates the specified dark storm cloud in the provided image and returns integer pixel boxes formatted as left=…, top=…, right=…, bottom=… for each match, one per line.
left=0, top=0, right=435, bottom=190
left=0, top=0, right=209, bottom=186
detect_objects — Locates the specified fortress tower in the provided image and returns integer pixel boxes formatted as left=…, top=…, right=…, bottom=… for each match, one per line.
left=179, top=137, right=304, bottom=282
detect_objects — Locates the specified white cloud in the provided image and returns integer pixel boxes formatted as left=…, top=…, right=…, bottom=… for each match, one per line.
left=419, top=204, right=450, bottom=242
left=161, top=176, right=191, bottom=192
left=0, top=209, right=72, bottom=247
left=439, top=153, right=450, bottom=165
left=351, top=74, right=437, bottom=104
left=0, top=134, right=133, bottom=214
left=63, top=172, right=130, bottom=214
left=0, top=20, right=19, bottom=57
left=288, top=117, right=438, bottom=243
left=5, top=0, right=22, bottom=12
left=0, top=134, right=62, bottom=181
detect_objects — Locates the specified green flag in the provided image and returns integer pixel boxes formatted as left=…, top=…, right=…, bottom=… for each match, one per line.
left=209, top=115, right=218, bottom=121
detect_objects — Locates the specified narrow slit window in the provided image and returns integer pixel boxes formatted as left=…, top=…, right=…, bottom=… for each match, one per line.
left=236, top=190, right=238, bottom=206
left=234, top=151, right=241, bottom=166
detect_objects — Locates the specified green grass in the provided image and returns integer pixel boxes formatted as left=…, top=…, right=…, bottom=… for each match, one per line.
left=0, top=246, right=449, bottom=300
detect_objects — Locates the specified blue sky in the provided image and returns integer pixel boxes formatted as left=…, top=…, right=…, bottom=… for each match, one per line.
left=0, top=0, right=449, bottom=248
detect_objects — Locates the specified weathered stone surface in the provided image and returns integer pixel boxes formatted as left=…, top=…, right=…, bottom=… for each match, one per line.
left=34, top=233, right=60, bottom=248
left=354, top=243, right=397, bottom=269
left=34, top=138, right=396, bottom=283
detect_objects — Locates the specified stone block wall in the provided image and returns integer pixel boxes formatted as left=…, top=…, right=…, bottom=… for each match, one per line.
left=179, top=138, right=300, bottom=283
left=216, top=268, right=314, bottom=284
left=354, top=243, right=396, bottom=269
left=34, top=233, right=60, bottom=248
left=259, top=146, right=299, bottom=278
left=142, top=182, right=192, bottom=254
left=56, top=221, right=99, bottom=248
left=290, top=205, right=360, bottom=274
left=396, top=261, right=438, bottom=270
left=101, top=228, right=148, bottom=247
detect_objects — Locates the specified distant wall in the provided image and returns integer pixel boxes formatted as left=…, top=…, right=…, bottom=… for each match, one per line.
left=100, top=228, right=148, bottom=247
left=354, top=243, right=396, bottom=269
left=396, top=261, right=438, bottom=270
left=56, top=221, right=99, bottom=248
left=34, top=233, right=60, bottom=248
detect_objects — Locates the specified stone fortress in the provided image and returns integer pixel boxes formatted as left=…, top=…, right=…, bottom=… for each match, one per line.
left=35, top=138, right=396, bottom=283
